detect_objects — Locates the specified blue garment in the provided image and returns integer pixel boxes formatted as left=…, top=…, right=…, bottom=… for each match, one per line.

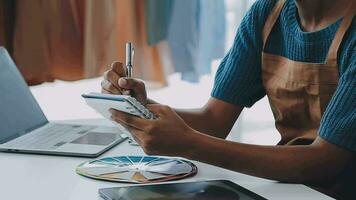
left=167, top=0, right=226, bottom=82
left=144, top=0, right=173, bottom=46
left=211, top=0, right=356, bottom=152
left=195, top=0, right=226, bottom=76
left=167, top=0, right=199, bottom=81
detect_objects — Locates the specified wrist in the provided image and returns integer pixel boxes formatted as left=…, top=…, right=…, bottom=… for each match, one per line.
left=183, top=129, right=207, bottom=160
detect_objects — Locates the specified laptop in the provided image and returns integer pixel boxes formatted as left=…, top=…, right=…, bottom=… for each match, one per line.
left=0, top=47, right=127, bottom=157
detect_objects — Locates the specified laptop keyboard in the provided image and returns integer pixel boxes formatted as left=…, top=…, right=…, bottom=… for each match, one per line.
left=4, top=123, right=95, bottom=149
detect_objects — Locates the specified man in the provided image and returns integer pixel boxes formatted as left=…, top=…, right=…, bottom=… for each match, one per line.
left=101, top=0, right=355, bottom=198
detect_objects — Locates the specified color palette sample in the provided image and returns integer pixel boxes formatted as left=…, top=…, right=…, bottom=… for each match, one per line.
left=76, top=156, right=197, bottom=183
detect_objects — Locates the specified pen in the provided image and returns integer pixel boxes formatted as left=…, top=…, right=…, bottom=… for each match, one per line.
left=125, top=42, right=134, bottom=78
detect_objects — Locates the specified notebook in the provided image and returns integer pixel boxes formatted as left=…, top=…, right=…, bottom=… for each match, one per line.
left=82, top=92, right=156, bottom=120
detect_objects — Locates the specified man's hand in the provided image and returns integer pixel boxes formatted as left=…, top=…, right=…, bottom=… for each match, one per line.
left=109, top=104, right=198, bottom=157
left=101, top=61, right=148, bottom=105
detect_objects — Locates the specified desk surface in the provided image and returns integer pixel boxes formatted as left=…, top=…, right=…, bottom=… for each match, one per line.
left=0, top=119, right=333, bottom=200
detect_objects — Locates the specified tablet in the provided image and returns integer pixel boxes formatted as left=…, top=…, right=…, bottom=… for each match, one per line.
left=98, top=180, right=267, bottom=200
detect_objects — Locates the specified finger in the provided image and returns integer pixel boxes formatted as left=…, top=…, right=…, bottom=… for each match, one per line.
left=103, top=70, right=121, bottom=91
left=101, top=79, right=121, bottom=94
left=129, top=129, right=144, bottom=145
left=101, top=88, right=112, bottom=94
left=118, top=78, right=145, bottom=92
left=110, top=109, right=149, bottom=130
left=117, top=121, right=144, bottom=145
left=118, top=78, right=131, bottom=95
left=146, top=104, right=169, bottom=116
left=110, top=61, right=126, bottom=77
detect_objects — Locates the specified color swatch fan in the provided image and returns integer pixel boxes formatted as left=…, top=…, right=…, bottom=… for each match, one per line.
left=76, top=156, right=197, bottom=183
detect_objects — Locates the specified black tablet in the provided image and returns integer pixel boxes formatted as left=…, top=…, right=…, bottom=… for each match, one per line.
left=98, top=180, right=267, bottom=200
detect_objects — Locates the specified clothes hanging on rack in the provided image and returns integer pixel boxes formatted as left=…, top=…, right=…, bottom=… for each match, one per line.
left=8, top=0, right=167, bottom=86
left=3, top=0, right=226, bottom=85
left=144, top=0, right=173, bottom=46
left=166, top=0, right=226, bottom=82
left=12, top=0, right=117, bottom=85
left=83, top=0, right=118, bottom=79
left=167, top=0, right=200, bottom=82
left=13, top=0, right=68, bottom=84
left=195, top=0, right=226, bottom=76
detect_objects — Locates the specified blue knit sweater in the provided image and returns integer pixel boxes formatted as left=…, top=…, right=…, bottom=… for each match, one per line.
left=212, top=0, right=356, bottom=151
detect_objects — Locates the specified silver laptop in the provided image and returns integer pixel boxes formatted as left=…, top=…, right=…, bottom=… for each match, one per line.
left=0, top=47, right=127, bottom=157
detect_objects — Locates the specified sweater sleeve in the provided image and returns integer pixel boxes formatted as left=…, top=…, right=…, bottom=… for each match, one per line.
left=319, top=56, right=356, bottom=152
left=211, top=0, right=276, bottom=107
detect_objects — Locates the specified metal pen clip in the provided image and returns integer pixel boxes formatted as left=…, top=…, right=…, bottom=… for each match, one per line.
left=125, top=42, right=134, bottom=78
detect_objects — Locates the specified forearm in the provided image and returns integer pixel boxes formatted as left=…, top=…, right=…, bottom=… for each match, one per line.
left=186, top=133, right=352, bottom=184
left=175, top=103, right=245, bottom=139
left=147, top=99, right=219, bottom=136
left=174, top=108, right=227, bottom=138
left=147, top=98, right=241, bottom=138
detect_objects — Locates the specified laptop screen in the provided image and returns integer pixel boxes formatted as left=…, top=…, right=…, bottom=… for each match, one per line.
left=0, top=48, right=48, bottom=144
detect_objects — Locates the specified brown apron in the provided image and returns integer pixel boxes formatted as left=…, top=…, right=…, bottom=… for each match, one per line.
left=261, top=0, right=356, bottom=198
left=262, top=0, right=355, bottom=145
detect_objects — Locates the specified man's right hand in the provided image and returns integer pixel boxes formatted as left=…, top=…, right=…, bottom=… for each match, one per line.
left=101, top=61, right=148, bottom=105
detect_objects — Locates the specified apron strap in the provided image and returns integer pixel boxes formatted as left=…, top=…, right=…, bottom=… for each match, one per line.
left=262, top=0, right=287, bottom=50
left=326, top=1, right=356, bottom=65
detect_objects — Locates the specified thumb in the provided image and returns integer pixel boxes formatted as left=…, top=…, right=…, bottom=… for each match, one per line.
left=118, top=78, right=145, bottom=91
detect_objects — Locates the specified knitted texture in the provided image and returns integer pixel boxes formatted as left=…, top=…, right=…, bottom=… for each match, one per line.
left=211, top=0, right=356, bottom=151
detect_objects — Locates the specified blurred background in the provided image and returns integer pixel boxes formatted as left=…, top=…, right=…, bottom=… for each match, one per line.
left=0, top=0, right=280, bottom=145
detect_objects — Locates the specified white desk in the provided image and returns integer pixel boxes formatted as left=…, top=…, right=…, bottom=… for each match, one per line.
left=0, top=118, right=333, bottom=200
